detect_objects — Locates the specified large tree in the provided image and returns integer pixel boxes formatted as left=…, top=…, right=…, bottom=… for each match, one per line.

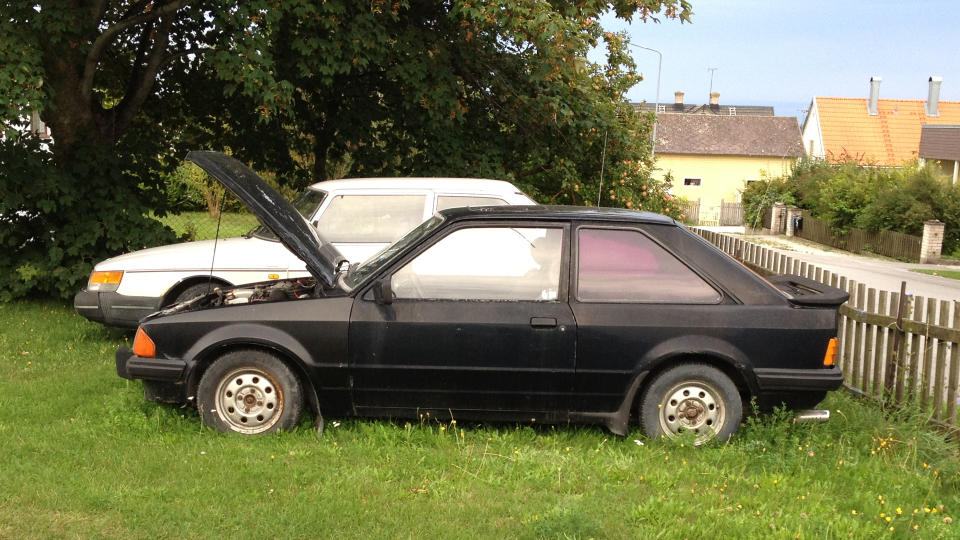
left=1, top=0, right=692, bottom=300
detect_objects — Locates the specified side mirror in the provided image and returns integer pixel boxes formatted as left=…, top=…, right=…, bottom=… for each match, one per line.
left=372, top=278, right=393, bottom=305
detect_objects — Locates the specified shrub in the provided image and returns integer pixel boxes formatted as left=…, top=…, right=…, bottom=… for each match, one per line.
left=744, top=159, right=960, bottom=253
left=0, top=134, right=176, bottom=300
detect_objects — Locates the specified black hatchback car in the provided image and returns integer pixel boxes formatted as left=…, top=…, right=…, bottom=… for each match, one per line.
left=117, top=152, right=848, bottom=442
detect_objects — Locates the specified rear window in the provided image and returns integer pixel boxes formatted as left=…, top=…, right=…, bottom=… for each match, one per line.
left=576, top=228, right=721, bottom=304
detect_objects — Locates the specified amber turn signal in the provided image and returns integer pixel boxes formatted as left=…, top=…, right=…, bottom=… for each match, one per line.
left=88, top=270, right=124, bottom=292
left=132, top=327, right=156, bottom=358
left=823, top=337, right=838, bottom=366
left=89, top=270, right=123, bottom=285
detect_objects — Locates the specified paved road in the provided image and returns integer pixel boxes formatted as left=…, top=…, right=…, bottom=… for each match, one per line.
left=738, top=234, right=960, bottom=302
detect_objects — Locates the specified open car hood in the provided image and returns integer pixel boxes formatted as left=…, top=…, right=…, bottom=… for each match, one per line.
left=185, top=151, right=344, bottom=287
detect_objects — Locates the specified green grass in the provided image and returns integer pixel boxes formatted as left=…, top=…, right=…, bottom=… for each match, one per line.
left=154, top=211, right=260, bottom=241
left=2, top=300, right=959, bottom=538
left=911, top=269, right=960, bottom=281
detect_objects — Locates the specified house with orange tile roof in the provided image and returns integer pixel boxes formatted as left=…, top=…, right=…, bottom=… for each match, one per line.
left=801, top=77, right=960, bottom=166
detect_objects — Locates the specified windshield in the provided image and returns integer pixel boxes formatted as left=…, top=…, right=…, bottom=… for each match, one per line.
left=342, top=213, right=446, bottom=288
left=250, top=188, right=327, bottom=240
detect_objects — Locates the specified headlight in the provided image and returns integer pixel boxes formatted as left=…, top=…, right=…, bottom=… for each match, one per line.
left=88, top=270, right=123, bottom=292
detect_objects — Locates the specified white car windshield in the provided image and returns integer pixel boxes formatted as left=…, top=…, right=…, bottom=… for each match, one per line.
left=342, top=213, right=446, bottom=289
left=249, top=188, right=327, bottom=240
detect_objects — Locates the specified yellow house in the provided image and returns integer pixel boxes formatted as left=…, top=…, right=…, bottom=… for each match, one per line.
left=653, top=113, right=803, bottom=225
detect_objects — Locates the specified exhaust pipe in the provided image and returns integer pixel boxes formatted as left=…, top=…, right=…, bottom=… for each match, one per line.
left=794, top=409, right=830, bottom=423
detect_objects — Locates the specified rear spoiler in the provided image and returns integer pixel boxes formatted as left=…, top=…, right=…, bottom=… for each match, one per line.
left=768, top=274, right=850, bottom=308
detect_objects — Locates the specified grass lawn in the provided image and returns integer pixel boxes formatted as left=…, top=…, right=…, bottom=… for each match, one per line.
left=2, top=300, right=959, bottom=538
left=911, top=269, right=960, bottom=281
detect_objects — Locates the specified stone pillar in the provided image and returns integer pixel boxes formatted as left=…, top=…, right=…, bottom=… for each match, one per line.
left=920, top=220, right=945, bottom=264
left=785, top=207, right=801, bottom=237
left=771, top=202, right=787, bottom=235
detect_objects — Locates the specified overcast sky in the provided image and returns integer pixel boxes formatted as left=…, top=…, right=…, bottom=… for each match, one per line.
left=600, top=0, right=960, bottom=116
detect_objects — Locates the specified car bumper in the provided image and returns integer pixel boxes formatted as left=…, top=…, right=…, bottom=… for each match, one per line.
left=754, top=366, right=844, bottom=392
left=116, top=347, right=187, bottom=382
left=74, top=289, right=163, bottom=328
left=117, top=347, right=191, bottom=404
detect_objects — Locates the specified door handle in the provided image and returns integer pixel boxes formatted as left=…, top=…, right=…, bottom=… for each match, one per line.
left=530, top=317, right=558, bottom=328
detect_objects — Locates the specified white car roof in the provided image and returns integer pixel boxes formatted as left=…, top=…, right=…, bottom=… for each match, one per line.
left=306, top=177, right=527, bottom=196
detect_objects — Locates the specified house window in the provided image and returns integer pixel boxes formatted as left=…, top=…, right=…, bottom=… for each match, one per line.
left=656, top=104, right=666, bottom=113
left=808, top=139, right=814, bottom=155
left=728, top=107, right=737, bottom=116
left=683, top=178, right=702, bottom=187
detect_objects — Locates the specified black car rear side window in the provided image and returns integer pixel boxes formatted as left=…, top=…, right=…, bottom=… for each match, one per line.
left=576, top=228, right=721, bottom=304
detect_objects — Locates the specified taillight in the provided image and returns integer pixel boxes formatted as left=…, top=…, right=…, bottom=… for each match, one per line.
left=823, top=338, right=838, bottom=367
left=132, top=327, right=156, bottom=358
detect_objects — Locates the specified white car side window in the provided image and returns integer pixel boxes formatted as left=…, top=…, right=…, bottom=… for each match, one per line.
left=392, top=227, right=562, bottom=301
left=435, top=196, right=508, bottom=212
left=315, top=195, right=426, bottom=243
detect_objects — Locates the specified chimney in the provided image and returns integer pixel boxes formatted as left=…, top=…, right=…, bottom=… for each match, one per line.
left=674, top=91, right=684, bottom=105
left=926, top=76, right=942, bottom=116
left=868, top=76, right=881, bottom=115
left=709, top=92, right=720, bottom=105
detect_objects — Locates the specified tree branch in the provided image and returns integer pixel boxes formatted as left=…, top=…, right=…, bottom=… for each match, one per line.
left=80, top=0, right=184, bottom=105
left=112, top=15, right=174, bottom=138
left=124, top=23, right=155, bottom=102
left=89, top=0, right=108, bottom=25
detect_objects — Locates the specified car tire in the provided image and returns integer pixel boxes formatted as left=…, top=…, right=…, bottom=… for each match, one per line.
left=639, top=363, right=742, bottom=444
left=197, top=349, right=304, bottom=435
left=169, top=282, right=219, bottom=305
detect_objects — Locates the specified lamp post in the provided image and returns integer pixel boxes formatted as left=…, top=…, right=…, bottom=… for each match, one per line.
left=627, top=43, right=661, bottom=158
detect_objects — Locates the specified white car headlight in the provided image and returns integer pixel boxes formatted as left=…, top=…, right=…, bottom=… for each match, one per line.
left=88, top=270, right=123, bottom=292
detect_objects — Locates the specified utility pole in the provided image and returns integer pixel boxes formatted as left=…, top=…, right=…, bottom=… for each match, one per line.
left=707, top=67, right=718, bottom=100
left=628, top=43, right=662, bottom=159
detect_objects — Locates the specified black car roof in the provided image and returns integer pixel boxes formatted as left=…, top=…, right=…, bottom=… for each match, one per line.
left=438, top=204, right=678, bottom=225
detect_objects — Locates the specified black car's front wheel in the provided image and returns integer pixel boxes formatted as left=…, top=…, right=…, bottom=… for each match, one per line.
left=197, top=349, right=304, bottom=435
left=639, top=363, right=742, bottom=444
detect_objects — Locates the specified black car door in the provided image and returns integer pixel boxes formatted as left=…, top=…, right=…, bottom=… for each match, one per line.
left=348, top=222, right=576, bottom=418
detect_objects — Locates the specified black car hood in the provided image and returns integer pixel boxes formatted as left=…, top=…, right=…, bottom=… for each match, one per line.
left=186, top=151, right=344, bottom=287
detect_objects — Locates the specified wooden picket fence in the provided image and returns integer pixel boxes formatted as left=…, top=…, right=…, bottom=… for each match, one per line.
left=719, top=201, right=744, bottom=226
left=795, top=211, right=921, bottom=262
left=694, top=229, right=960, bottom=432
left=682, top=199, right=700, bottom=225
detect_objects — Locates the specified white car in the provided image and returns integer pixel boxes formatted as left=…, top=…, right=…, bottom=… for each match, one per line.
left=75, top=175, right=535, bottom=327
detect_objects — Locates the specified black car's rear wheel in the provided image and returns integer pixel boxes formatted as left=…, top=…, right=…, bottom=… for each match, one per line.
left=639, top=363, right=742, bottom=444
left=197, top=350, right=304, bottom=434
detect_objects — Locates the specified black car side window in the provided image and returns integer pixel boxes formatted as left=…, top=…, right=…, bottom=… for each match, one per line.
left=576, top=228, right=721, bottom=304
left=391, top=227, right=563, bottom=301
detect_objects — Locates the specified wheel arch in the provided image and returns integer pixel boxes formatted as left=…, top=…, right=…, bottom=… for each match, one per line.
left=577, top=338, right=759, bottom=437
left=184, top=328, right=323, bottom=432
left=638, top=352, right=756, bottom=410
left=162, top=276, right=233, bottom=306
left=628, top=335, right=761, bottom=419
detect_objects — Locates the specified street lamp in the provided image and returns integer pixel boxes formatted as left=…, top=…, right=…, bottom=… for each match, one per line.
left=627, top=43, right=661, bottom=159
